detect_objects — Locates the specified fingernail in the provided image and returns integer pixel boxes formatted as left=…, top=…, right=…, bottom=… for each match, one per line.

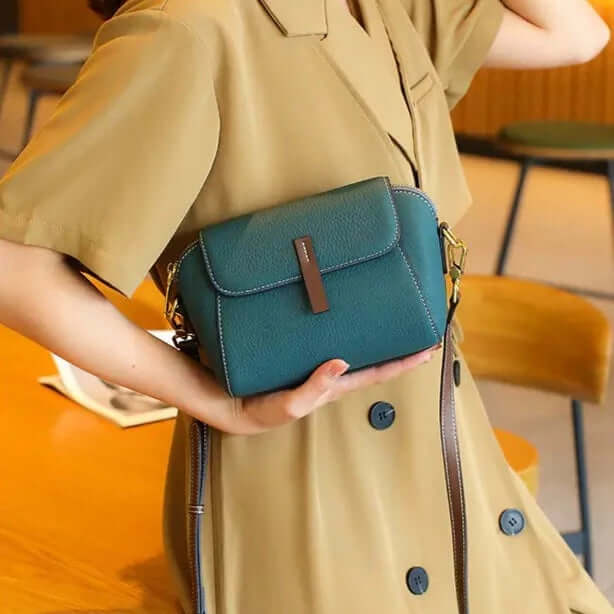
left=328, top=360, right=350, bottom=377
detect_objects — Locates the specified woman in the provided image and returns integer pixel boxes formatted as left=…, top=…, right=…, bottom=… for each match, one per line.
left=0, top=0, right=610, bottom=612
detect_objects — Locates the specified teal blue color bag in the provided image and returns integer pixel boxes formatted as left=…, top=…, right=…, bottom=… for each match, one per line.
left=164, top=176, right=450, bottom=398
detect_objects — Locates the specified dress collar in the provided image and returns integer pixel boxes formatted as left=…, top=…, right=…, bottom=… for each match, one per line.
left=257, top=0, right=420, bottom=182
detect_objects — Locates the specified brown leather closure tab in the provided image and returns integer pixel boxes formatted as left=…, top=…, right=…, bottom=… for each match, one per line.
left=293, top=235, right=329, bottom=314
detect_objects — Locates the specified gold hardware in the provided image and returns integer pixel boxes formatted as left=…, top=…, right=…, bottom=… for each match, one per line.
left=164, top=258, right=199, bottom=356
left=440, top=223, right=468, bottom=305
left=165, top=260, right=183, bottom=328
left=162, top=247, right=202, bottom=358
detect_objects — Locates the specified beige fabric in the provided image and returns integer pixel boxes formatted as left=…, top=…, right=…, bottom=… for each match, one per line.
left=399, top=0, right=507, bottom=109
left=0, top=3, right=220, bottom=298
left=1, top=1, right=612, bottom=613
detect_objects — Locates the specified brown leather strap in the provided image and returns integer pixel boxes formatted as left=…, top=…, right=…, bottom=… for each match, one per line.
left=439, top=297, right=468, bottom=614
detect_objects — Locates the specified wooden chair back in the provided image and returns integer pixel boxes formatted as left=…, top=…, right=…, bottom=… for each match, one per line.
left=456, top=275, right=611, bottom=404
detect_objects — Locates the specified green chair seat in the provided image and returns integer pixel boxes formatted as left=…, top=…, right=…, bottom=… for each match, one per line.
left=21, top=62, right=83, bottom=95
left=0, top=34, right=92, bottom=63
left=499, top=121, right=614, bottom=152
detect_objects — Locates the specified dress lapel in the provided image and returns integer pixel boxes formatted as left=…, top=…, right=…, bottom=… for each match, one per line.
left=257, top=0, right=418, bottom=173
left=257, top=0, right=327, bottom=37
left=376, top=0, right=436, bottom=102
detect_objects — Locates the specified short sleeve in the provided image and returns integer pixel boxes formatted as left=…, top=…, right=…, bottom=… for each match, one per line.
left=402, top=0, right=505, bottom=108
left=0, top=8, right=220, bottom=298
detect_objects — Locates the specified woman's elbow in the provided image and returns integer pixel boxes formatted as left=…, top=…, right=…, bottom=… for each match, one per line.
left=0, top=239, right=64, bottom=305
left=485, top=8, right=611, bottom=70
left=569, top=19, right=611, bottom=64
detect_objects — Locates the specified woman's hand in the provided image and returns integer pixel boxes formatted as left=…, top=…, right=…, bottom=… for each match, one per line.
left=216, top=347, right=440, bottom=436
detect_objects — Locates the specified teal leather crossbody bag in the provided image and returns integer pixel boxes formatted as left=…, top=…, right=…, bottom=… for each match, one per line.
left=163, top=174, right=470, bottom=614
left=164, top=175, right=462, bottom=397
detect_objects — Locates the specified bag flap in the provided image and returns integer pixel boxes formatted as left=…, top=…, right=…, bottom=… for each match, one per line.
left=198, top=176, right=400, bottom=296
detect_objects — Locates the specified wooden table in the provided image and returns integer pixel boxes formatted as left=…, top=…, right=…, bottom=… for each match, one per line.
left=0, top=277, right=180, bottom=613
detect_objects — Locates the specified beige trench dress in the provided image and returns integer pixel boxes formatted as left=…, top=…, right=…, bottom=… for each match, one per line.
left=1, top=0, right=612, bottom=612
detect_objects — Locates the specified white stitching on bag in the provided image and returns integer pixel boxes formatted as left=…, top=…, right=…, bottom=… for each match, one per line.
left=390, top=186, right=438, bottom=222
left=396, top=246, right=439, bottom=339
left=216, top=294, right=233, bottom=397
left=391, top=185, right=442, bottom=339
left=447, top=351, right=466, bottom=602
left=452, top=388, right=466, bottom=586
left=175, top=241, right=200, bottom=275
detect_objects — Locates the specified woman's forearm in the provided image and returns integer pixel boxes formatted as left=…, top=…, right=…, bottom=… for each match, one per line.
left=0, top=239, right=238, bottom=431
left=485, top=0, right=610, bottom=68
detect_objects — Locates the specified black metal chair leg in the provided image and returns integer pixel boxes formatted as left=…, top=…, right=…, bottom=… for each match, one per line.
left=495, top=156, right=534, bottom=276
left=21, top=89, right=42, bottom=151
left=0, top=59, right=12, bottom=121
left=563, top=399, right=593, bottom=577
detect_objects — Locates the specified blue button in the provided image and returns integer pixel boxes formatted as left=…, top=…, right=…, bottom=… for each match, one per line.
left=368, top=401, right=395, bottom=430
left=453, top=359, right=461, bottom=386
left=499, top=508, right=526, bottom=536
left=406, top=567, right=429, bottom=595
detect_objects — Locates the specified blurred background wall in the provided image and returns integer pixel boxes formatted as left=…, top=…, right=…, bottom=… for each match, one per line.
left=451, top=0, right=614, bottom=135
left=17, top=0, right=99, bottom=35
left=0, top=0, right=18, bottom=34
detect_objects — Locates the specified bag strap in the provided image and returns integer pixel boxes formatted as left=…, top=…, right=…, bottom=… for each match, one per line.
left=439, top=224, right=469, bottom=614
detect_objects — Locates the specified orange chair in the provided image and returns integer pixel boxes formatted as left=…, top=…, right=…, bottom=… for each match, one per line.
left=457, top=274, right=612, bottom=577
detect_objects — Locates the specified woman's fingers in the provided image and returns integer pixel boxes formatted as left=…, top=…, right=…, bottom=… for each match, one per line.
left=284, top=358, right=350, bottom=417
left=238, top=347, right=440, bottom=434
left=334, top=348, right=436, bottom=393
left=289, top=348, right=437, bottom=411
left=244, top=358, right=349, bottom=424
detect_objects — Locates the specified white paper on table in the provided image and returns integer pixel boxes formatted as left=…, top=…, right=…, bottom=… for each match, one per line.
left=37, top=329, right=179, bottom=428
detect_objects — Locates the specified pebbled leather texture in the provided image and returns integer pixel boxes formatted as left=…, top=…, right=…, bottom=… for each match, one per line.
left=198, top=177, right=399, bottom=296
left=177, top=176, right=447, bottom=398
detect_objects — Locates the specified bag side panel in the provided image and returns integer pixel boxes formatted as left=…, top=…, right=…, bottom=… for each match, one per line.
left=179, top=253, right=227, bottom=389
left=394, top=189, right=448, bottom=336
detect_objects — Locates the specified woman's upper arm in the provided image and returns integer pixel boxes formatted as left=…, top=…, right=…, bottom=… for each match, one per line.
left=0, top=7, right=220, bottom=299
left=483, top=1, right=610, bottom=69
